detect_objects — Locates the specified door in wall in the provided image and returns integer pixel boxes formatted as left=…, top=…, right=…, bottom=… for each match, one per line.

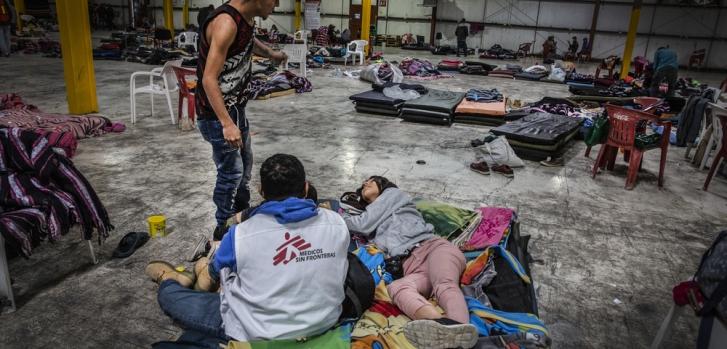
left=349, top=0, right=378, bottom=40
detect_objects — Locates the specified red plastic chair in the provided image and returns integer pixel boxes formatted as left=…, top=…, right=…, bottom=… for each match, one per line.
left=703, top=112, right=727, bottom=191
left=592, top=104, right=672, bottom=190
left=584, top=97, right=663, bottom=158
left=171, top=67, right=197, bottom=125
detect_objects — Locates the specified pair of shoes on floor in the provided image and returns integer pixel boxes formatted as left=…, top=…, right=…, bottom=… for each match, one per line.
left=469, top=162, right=514, bottom=178
left=404, top=318, right=479, bottom=349
left=146, top=257, right=219, bottom=291
left=540, top=157, right=565, bottom=167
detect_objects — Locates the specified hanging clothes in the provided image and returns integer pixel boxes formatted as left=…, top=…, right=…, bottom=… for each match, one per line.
left=0, top=128, right=113, bottom=256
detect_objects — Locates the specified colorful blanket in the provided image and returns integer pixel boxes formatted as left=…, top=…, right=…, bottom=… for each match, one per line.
left=0, top=128, right=113, bottom=256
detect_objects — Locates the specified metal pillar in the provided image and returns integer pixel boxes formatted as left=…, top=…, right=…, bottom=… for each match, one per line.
left=294, top=0, right=301, bottom=31
left=620, top=0, right=642, bottom=79
left=588, top=0, right=601, bottom=55
left=644, top=5, right=657, bottom=56
left=429, top=5, right=437, bottom=46
left=56, top=0, right=98, bottom=114
left=704, top=9, right=722, bottom=68
left=13, top=0, right=24, bottom=32
left=480, top=0, right=488, bottom=51
left=182, top=0, right=189, bottom=29
left=361, top=0, right=371, bottom=54
left=533, top=0, right=541, bottom=51
left=163, top=0, right=174, bottom=34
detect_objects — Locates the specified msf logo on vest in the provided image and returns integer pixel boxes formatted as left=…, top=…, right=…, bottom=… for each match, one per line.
left=273, top=232, right=311, bottom=266
left=273, top=232, right=337, bottom=266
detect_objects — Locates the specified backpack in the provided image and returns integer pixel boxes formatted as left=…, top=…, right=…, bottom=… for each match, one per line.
left=340, top=252, right=375, bottom=320
left=487, top=219, right=539, bottom=315
left=0, top=0, right=10, bottom=25
left=695, top=231, right=727, bottom=321
left=694, top=231, right=727, bottom=349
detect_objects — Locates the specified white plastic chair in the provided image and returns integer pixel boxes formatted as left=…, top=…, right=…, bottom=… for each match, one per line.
left=176, top=32, right=198, bottom=52
left=344, top=40, right=368, bottom=66
left=699, top=103, right=726, bottom=170
left=282, top=31, right=308, bottom=77
left=129, top=60, right=182, bottom=124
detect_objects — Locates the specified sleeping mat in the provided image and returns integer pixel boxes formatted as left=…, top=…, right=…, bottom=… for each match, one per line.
left=400, top=89, right=465, bottom=125
left=491, top=112, right=583, bottom=160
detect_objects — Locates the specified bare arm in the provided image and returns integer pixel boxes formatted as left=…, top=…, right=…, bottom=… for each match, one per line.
left=253, top=38, right=274, bottom=57
left=253, top=38, right=287, bottom=65
left=202, top=15, right=242, bottom=147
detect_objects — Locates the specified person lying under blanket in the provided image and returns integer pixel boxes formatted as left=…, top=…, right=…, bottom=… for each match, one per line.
left=342, top=176, right=479, bottom=349
left=145, top=154, right=349, bottom=343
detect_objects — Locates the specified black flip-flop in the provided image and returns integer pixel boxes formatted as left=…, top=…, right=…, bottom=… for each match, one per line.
left=113, top=232, right=150, bottom=258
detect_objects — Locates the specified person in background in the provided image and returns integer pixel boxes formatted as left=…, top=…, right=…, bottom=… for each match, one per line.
left=651, top=45, right=679, bottom=96
left=455, top=19, right=469, bottom=57
left=328, top=24, right=337, bottom=46
left=542, top=36, right=556, bottom=61
left=197, top=4, right=215, bottom=28
left=0, top=0, right=16, bottom=57
left=568, top=36, right=579, bottom=58
left=340, top=28, right=351, bottom=46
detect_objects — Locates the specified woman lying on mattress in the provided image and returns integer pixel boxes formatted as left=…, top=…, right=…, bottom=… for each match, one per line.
left=342, top=176, right=479, bottom=349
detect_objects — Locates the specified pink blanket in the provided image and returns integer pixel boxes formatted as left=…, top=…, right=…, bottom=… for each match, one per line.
left=465, top=207, right=513, bottom=249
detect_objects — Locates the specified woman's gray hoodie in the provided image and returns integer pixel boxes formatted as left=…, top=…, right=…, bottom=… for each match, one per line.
left=343, top=187, right=435, bottom=257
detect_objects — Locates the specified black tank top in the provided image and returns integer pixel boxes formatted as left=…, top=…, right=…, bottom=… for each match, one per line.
left=195, top=4, right=255, bottom=120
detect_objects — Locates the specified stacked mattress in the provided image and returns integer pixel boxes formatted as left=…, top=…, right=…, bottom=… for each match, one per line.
left=491, top=112, right=583, bottom=160
left=488, top=65, right=522, bottom=79
left=514, top=71, right=548, bottom=81
left=437, top=59, right=464, bottom=71
left=401, top=89, right=465, bottom=125
left=349, top=90, right=404, bottom=116
left=454, top=99, right=507, bottom=126
left=454, top=89, right=507, bottom=126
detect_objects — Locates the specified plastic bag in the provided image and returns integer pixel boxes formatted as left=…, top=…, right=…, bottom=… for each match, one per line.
left=546, top=66, right=566, bottom=82
left=359, top=62, right=403, bottom=84
left=383, top=86, right=421, bottom=100
left=477, top=136, right=525, bottom=168
left=584, top=115, right=608, bottom=146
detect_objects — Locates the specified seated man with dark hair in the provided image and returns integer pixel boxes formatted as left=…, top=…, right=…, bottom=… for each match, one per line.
left=146, top=154, right=349, bottom=342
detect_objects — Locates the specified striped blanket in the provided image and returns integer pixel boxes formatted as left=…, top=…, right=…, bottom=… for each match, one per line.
left=0, top=128, right=113, bottom=256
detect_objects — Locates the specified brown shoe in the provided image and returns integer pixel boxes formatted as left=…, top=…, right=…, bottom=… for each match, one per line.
left=491, top=164, right=514, bottom=178
left=193, top=257, right=219, bottom=292
left=469, top=161, right=490, bottom=175
left=145, top=261, right=196, bottom=288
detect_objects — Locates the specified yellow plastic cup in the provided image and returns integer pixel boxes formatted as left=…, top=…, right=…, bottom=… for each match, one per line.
left=148, top=215, right=166, bottom=238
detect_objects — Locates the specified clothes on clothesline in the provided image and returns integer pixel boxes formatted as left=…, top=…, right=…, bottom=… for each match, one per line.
left=466, top=89, right=503, bottom=103
left=0, top=128, right=113, bottom=256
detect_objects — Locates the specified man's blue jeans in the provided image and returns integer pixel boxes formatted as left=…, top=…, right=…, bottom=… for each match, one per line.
left=197, top=105, right=253, bottom=227
left=157, top=279, right=227, bottom=339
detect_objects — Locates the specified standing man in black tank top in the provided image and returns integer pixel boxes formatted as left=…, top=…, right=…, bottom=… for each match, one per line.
left=196, top=0, right=286, bottom=240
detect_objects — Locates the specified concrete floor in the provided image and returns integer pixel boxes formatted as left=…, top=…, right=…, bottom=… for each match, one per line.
left=0, top=47, right=726, bottom=349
